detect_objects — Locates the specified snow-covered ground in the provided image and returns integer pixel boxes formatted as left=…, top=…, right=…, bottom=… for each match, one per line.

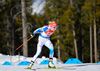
left=0, top=53, right=100, bottom=71
left=0, top=53, right=63, bottom=66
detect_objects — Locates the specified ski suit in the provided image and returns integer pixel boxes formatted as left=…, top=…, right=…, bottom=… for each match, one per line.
left=32, top=25, right=56, bottom=62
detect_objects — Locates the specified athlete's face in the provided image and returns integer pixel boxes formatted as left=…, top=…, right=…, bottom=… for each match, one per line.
left=51, top=26, right=57, bottom=31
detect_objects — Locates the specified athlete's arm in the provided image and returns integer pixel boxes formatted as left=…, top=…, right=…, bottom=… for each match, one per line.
left=33, top=26, right=48, bottom=34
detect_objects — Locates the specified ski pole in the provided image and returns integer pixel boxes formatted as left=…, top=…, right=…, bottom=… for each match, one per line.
left=15, top=36, right=33, bottom=52
left=53, top=17, right=58, bottom=21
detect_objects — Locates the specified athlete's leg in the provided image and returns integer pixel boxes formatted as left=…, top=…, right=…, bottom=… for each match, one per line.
left=32, top=36, right=44, bottom=62
left=45, top=40, right=54, bottom=58
left=45, top=40, right=55, bottom=68
left=27, top=36, right=44, bottom=69
left=32, top=43, right=42, bottom=62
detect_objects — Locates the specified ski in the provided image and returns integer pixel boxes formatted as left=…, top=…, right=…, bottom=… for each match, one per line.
left=40, top=67, right=68, bottom=69
left=40, top=67, right=76, bottom=70
left=25, top=67, right=76, bottom=70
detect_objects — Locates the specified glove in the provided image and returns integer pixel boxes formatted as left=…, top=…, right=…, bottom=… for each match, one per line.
left=30, top=34, right=34, bottom=37
left=30, top=31, right=36, bottom=37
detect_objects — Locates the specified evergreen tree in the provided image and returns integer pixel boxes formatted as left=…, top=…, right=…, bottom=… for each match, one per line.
left=82, top=0, right=100, bottom=63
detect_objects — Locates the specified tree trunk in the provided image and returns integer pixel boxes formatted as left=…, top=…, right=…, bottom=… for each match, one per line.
left=21, top=0, right=28, bottom=57
left=90, top=24, right=93, bottom=63
left=12, top=24, right=14, bottom=55
left=57, top=35, right=60, bottom=60
left=57, top=18, right=60, bottom=60
left=94, top=18, right=97, bottom=63
left=70, top=0, right=78, bottom=59
left=73, top=25, right=78, bottom=59
left=93, top=0, right=97, bottom=63
left=7, top=16, right=11, bottom=55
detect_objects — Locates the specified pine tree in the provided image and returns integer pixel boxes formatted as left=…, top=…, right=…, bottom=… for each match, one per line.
left=81, top=0, right=100, bottom=62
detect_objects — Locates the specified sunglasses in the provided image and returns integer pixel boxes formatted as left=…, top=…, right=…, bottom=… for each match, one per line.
left=54, top=27, right=57, bottom=29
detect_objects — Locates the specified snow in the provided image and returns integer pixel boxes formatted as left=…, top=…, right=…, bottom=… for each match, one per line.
left=0, top=53, right=100, bottom=71
left=0, top=53, right=63, bottom=66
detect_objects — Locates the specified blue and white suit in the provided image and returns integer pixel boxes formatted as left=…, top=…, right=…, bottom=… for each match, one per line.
left=32, top=25, right=56, bottom=62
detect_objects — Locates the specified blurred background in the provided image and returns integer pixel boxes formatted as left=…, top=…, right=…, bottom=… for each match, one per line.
left=0, top=0, right=100, bottom=63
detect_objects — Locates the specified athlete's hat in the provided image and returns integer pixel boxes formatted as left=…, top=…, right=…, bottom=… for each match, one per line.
left=49, top=21, right=57, bottom=27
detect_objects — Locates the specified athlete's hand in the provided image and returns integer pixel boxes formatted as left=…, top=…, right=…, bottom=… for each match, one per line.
left=30, top=34, right=34, bottom=37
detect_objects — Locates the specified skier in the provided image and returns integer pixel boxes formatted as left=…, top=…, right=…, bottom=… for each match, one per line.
left=27, top=21, right=57, bottom=69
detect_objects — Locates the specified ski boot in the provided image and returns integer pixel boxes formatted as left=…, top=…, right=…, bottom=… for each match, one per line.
left=48, top=58, right=55, bottom=68
left=26, top=60, right=34, bottom=69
